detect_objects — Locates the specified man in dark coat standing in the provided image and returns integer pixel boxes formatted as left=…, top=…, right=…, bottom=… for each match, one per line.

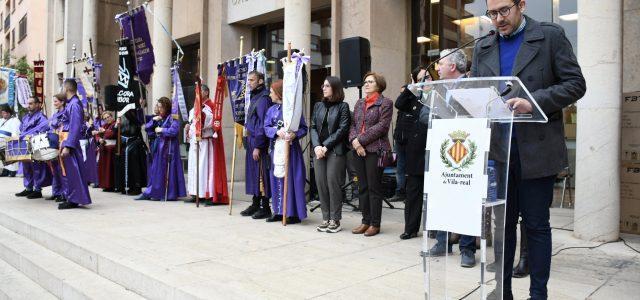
left=240, top=71, right=273, bottom=219
left=472, top=1, right=586, bottom=299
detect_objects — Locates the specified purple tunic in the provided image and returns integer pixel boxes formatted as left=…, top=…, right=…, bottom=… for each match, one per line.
left=49, top=110, right=66, bottom=197
left=264, top=104, right=308, bottom=219
left=60, top=95, right=92, bottom=205
left=143, top=116, right=186, bottom=200
left=19, top=110, right=52, bottom=190
left=144, top=115, right=161, bottom=188
left=244, top=85, right=272, bottom=197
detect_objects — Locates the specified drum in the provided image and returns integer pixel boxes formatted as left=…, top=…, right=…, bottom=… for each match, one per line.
left=0, top=138, right=7, bottom=164
left=30, top=132, right=60, bottom=161
left=5, top=138, right=31, bottom=163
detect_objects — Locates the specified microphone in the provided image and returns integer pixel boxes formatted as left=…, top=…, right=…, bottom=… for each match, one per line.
left=422, top=30, right=496, bottom=82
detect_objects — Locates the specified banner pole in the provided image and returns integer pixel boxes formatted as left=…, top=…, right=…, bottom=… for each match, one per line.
left=281, top=41, right=293, bottom=226
left=229, top=35, right=243, bottom=215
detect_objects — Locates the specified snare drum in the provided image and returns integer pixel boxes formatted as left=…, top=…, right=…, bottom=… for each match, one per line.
left=0, top=138, right=7, bottom=164
left=30, top=132, right=60, bottom=161
left=5, top=138, right=31, bottom=163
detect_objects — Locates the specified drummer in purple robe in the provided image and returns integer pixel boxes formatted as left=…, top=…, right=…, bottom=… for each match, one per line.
left=15, top=96, right=52, bottom=199
left=136, top=97, right=186, bottom=201
left=240, top=71, right=273, bottom=219
left=263, top=80, right=308, bottom=224
left=58, top=79, right=92, bottom=209
left=45, top=94, right=68, bottom=202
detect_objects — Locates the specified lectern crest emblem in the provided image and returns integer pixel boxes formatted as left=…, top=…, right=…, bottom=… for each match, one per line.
left=440, top=130, right=477, bottom=171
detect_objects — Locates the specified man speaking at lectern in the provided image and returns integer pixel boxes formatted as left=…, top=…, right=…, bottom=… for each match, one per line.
left=471, top=0, right=585, bottom=299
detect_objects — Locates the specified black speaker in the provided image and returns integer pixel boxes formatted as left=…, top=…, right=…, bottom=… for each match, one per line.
left=339, top=37, right=371, bottom=88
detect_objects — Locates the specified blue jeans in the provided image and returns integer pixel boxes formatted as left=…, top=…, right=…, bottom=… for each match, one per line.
left=435, top=231, right=477, bottom=253
left=394, top=143, right=406, bottom=194
left=502, top=142, right=554, bottom=300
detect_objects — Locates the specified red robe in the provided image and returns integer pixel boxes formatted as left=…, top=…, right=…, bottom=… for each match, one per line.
left=97, top=122, right=116, bottom=189
left=205, top=94, right=229, bottom=204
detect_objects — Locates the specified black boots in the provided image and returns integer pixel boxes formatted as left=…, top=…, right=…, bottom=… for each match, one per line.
left=241, top=196, right=260, bottom=216
left=251, top=198, right=271, bottom=219
left=513, top=223, right=530, bottom=278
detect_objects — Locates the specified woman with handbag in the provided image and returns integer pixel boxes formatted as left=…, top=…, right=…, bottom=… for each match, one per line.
left=348, top=72, right=393, bottom=237
left=311, top=76, right=350, bottom=233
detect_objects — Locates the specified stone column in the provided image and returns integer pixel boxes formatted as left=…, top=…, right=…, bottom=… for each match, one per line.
left=574, top=0, right=622, bottom=242
left=284, top=0, right=311, bottom=53
left=331, top=0, right=342, bottom=77
left=151, top=0, right=173, bottom=106
left=82, top=0, right=98, bottom=56
left=64, top=0, right=83, bottom=77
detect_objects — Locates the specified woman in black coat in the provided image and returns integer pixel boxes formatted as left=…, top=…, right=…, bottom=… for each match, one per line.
left=310, top=76, right=351, bottom=233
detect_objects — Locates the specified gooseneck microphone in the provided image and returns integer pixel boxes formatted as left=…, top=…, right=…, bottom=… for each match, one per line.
left=422, top=30, right=496, bottom=82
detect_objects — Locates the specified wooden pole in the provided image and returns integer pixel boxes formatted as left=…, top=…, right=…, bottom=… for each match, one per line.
left=282, top=41, right=292, bottom=226
left=229, top=35, right=244, bottom=215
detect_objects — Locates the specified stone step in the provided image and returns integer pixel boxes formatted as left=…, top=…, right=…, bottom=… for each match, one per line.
left=0, top=258, right=57, bottom=300
left=0, top=209, right=225, bottom=299
left=0, top=226, right=143, bottom=300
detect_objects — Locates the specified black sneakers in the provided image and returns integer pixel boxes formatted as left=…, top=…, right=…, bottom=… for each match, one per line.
left=58, top=202, right=79, bottom=210
left=15, top=189, right=32, bottom=197
left=26, top=191, right=43, bottom=199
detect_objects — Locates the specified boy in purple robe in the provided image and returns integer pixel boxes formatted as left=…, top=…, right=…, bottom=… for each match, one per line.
left=44, top=94, right=68, bottom=202
left=263, top=80, right=308, bottom=224
left=240, top=71, right=273, bottom=219
left=15, top=96, right=52, bottom=199
left=136, top=97, right=186, bottom=201
left=58, top=79, right=92, bottom=209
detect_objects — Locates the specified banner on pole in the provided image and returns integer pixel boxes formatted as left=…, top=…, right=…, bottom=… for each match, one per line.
left=0, top=67, right=16, bottom=107
left=171, top=64, right=188, bottom=120
left=117, top=7, right=155, bottom=85
left=424, top=118, right=491, bottom=237
left=224, top=59, right=246, bottom=125
left=33, top=60, right=44, bottom=101
left=115, top=39, right=142, bottom=117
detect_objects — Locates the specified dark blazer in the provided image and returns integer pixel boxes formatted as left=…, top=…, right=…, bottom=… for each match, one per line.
left=395, top=88, right=429, bottom=176
left=348, top=94, right=393, bottom=154
left=471, top=15, right=586, bottom=179
left=310, top=100, right=351, bottom=156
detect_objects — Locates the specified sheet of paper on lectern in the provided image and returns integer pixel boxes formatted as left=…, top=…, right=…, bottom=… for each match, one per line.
left=447, top=87, right=512, bottom=119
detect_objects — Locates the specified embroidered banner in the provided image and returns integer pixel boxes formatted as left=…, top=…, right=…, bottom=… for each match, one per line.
left=0, top=67, right=16, bottom=107
left=117, top=7, right=155, bottom=85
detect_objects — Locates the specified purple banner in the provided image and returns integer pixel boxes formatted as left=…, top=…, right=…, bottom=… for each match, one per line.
left=171, top=65, right=188, bottom=121
left=118, top=7, right=155, bottom=85
left=224, top=58, right=247, bottom=125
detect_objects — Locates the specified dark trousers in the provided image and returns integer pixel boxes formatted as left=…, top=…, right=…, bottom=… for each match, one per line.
left=351, top=151, right=384, bottom=227
left=314, top=152, right=347, bottom=221
left=404, top=174, right=423, bottom=234
left=503, top=146, right=555, bottom=300
left=435, top=231, right=477, bottom=253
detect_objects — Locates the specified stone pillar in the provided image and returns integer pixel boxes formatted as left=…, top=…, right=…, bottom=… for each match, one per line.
left=82, top=0, right=98, bottom=56
left=64, top=0, right=83, bottom=77
left=284, top=0, right=311, bottom=54
left=331, top=0, right=342, bottom=77
left=151, top=0, right=173, bottom=106
left=574, top=0, right=622, bottom=242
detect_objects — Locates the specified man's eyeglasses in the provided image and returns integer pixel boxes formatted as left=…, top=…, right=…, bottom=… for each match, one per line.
left=485, top=0, right=520, bottom=20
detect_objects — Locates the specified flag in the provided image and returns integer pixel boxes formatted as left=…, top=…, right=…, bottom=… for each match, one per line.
left=75, top=59, right=95, bottom=100
left=281, top=52, right=309, bottom=132
left=212, top=64, right=226, bottom=135
left=116, top=7, right=155, bottom=85
left=33, top=60, right=44, bottom=101
left=0, top=67, right=16, bottom=107
left=15, top=77, right=32, bottom=108
left=224, top=59, right=246, bottom=125
left=194, top=81, right=203, bottom=140
left=171, top=64, right=188, bottom=120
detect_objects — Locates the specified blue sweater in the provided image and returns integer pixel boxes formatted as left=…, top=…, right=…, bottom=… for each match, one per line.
left=499, top=29, right=525, bottom=76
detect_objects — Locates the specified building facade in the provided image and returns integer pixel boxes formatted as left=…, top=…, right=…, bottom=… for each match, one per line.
left=7, top=0, right=639, bottom=240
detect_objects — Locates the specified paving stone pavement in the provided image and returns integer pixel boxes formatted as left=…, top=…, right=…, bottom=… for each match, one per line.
left=0, top=176, right=638, bottom=299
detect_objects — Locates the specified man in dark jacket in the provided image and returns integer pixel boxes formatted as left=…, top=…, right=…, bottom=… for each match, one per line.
left=474, top=1, right=586, bottom=299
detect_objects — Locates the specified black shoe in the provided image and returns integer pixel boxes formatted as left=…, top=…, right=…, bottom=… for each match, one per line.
left=286, top=216, right=301, bottom=224
left=460, top=249, right=476, bottom=268
left=266, top=215, right=283, bottom=222
left=0, top=169, right=8, bottom=177
left=15, top=189, right=32, bottom=197
left=102, top=188, right=114, bottom=192
left=8, top=171, right=16, bottom=177
left=512, top=257, right=529, bottom=278
left=45, top=195, right=58, bottom=201
left=127, top=188, right=142, bottom=195
left=55, top=197, right=66, bottom=203
left=241, top=198, right=260, bottom=216
left=184, top=196, right=197, bottom=203
left=399, top=232, right=418, bottom=240
left=252, top=207, right=272, bottom=219
left=26, top=191, right=43, bottom=199
left=135, top=194, right=151, bottom=201
left=58, top=202, right=79, bottom=210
